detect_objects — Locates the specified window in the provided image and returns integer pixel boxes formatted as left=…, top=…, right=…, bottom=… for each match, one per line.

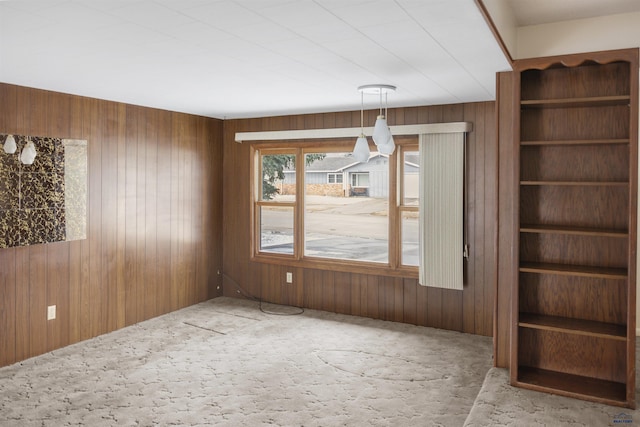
left=327, top=173, right=343, bottom=184
left=256, top=151, right=296, bottom=255
left=306, top=152, right=387, bottom=263
left=251, top=138, right=418, bottom=275
left=350, top=172, right=369, bottom=187
left=399, top=146, right=419, bottom=266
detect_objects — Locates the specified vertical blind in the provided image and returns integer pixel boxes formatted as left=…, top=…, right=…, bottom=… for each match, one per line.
left=419, top=132, right=465, bottom=290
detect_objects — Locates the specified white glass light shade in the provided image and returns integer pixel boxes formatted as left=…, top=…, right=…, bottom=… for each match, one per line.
left=378, top=133, right=395, bottom=155
left=3, top=135, right=16, bottom=154
left=353, top=135, right=370, bottom=163
left=20, top=141, right=37, bottom=165
left=372, top=115, right=391, bottom=146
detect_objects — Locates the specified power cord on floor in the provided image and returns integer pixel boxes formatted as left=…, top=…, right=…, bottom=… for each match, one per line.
left=221, top=272, right=304, bottom=316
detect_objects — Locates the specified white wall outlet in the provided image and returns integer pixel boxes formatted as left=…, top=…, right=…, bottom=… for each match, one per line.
left=47, top=305, right=56, bottom=320
left=286, top=272, right=293, bottom=283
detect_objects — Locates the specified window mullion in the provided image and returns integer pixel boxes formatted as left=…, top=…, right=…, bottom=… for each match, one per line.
left=388, top=148, right=399, bottom=269
left=295, top=148, right=304, bottom=260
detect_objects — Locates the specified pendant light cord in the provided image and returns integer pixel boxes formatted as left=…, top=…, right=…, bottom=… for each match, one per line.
left=384, top=92, right=388, bottom=120
left=360, top=91, right=364, bottom=135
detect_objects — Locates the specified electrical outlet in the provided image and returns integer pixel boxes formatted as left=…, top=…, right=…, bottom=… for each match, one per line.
left=47, top=305, right=56, bottom=320
left=286, top=272, right=293, bottom=283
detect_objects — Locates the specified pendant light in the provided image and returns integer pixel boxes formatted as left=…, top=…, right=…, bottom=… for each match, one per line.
left=352, top=90, right=370, bottom=163
left=376, top=91, right=395, bottom=155
left=20, top=139, right=37, bottom=165
left=3, top=134, right=16, bottom=154
left=372, top=89, right=392, bottom=147
left=354, top=84, right=396, bottom=158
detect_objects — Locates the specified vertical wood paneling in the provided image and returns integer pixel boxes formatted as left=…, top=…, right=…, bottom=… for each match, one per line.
left=194, top=117, right=207, bottom=302
left=28, top=246, right=47, bottom=357
left=26, top=88, right=49, bottom=358
left=349, top=273, right=362, bottom=317
left=321, top=271, right=335, bottom=313
left=416, top=281, right=428, bottom=327
left=303, top=269, right=324, bottom=310
left=403, top=278, right=418, bottom=325
left=124, top=105, right=138, bottom=326
left=222, top=102, right=497, bottom=338
left=334, top=272, right=351, bottom=315
left=47, top=91, right=71, bottom=349
left=88, top=99, right=103, bottom=338
left=156, top=110, right=172, bottom=315
left=68, top=95, right=84, bottom=343
left=144, top=108, right=158, bottom=320
left=93, top=100, right=107, bottom=335
left=0, top=85, right=16, bottom=365
left=115, top=103, right=127, bottom=330
left=15, top=248, right=30, bottom=361
left=102, top=101, right=118, bottom=333
left=0, top=83, right=222, bottom=368
left=0, top=248, right=16, bottom=366
left=183, top=114, right=196, bottom=307
left=79, top=98, right=94, bottom=342
left=442, top=289, right=463, bottom=331
left=135, top=107, right=147, bottom=323
left=47, top=243, right=69, bottom=350
left=364, top=275, right=380, bottom=319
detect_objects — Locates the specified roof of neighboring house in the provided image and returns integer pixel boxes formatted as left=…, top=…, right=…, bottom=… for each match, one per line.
left=285, top=153, right=380, bottom=172
left=304, top=154, right=358, bottom=172
left=283, top=152, right=419, bottom=173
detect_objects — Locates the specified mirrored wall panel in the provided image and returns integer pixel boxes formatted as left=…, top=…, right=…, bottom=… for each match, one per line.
left=0, top=133, right=87, bottom=248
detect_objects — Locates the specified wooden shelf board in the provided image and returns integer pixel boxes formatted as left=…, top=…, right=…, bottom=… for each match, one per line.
left=519, top=262, right=627, bottom=279
left=518, top=313, right=627, bottom=340
left=521, top=95, right=630, bottom=109
left=520, top=181, right=628, bottom=186
left=520, top=224, right=628, bottom=238
left=516, top=366, right=630, bottom=407
left=521, top=139, right=629, bottom=146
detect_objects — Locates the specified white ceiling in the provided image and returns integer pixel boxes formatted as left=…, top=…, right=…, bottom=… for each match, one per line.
left=0, top=0, right=511, bottom=119
left=1, top=1, right=636, bottom=120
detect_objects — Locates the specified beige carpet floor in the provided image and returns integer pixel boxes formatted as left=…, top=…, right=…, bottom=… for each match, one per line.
left=5, top=296, right=633, bottom=426
left=465, top=362, right=640, bottom=427
left=0, top=297, right=493, bottom=426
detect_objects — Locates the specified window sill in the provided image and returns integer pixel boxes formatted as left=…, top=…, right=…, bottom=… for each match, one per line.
left=251, top=253, right=419, bottom=279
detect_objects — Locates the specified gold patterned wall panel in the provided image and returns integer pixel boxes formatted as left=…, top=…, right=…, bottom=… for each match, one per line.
left=0, top=133, right=87, bottom=248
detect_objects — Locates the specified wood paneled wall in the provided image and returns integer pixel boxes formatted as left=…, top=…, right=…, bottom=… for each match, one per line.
left=0, top=83, right=223, bottom=368
left=222, top=102, right=497, bottom=337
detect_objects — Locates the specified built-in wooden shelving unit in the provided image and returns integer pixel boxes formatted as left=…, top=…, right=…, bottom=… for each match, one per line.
left=510, top=49, right=638, bottom=408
